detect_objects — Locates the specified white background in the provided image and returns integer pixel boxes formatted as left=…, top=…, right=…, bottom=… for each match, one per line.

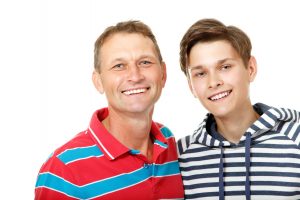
left=1, top=0, right=300, bottom=199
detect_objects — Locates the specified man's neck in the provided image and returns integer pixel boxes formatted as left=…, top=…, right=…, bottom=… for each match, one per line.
left=102, top=108, right=153, bottom=161
left=215, top=104, right=260, bottom=144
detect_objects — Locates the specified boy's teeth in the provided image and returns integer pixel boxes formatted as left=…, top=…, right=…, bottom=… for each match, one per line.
left=123, top=88, right=146, bottom=95
left=210, top=91, right=230, bottom=101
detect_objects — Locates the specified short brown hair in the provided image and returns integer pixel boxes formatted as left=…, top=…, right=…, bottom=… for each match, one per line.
left=94, top=20, right=163, bottom=72
left=180, top=18, right=252, bottom=76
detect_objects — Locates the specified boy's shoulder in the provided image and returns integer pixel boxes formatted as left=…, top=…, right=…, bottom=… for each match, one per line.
left=177, top=134, right=193, bottom=155
left=277, top=118, right=300, bottom=147
left=176, top=115, right=210, bottom=155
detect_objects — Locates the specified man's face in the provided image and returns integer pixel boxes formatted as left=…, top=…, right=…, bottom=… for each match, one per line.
left=94, top=33, right=166, bottom=115
left=187, top=40, right=256, bottom=118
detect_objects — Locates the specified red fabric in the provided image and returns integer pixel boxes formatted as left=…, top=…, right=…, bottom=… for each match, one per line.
left=35, top=108, right=184, bottom=199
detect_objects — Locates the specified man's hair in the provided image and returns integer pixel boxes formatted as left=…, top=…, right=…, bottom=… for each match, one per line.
left=94, top=20, right=163, bottom=72
left=180, top=18, right=252, bottom=76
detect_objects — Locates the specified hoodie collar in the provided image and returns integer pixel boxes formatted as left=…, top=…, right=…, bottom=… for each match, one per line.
left=191, top=103, right=300, bottom=147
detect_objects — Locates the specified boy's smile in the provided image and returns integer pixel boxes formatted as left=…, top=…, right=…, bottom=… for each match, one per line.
left=208, top=90, right=232, bottom=101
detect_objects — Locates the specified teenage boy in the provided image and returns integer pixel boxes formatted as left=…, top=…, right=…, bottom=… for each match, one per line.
left=177, top=18, right=300, bottom=200
left=35, top=20, right=184, bottom=200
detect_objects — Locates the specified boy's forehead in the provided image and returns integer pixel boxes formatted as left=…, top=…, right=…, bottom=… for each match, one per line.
left=190, top=40, right=235, bottom=54
left=188, top=41, right=240, bottom=65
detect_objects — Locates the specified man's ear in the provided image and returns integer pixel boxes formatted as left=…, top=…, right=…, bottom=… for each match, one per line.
left=92, top=71, right=104, bottom=94
left=161, top=62, right=167, bottom=87
left=248, top=56, right=257, bottom=82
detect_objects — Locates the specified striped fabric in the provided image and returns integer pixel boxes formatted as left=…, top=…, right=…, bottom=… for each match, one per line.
left=177, top=103, right=300, bottom=199
left=35, top=108, right=184, bottom=200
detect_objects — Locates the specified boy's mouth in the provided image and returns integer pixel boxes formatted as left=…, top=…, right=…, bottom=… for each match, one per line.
left=208, top=90, right=232, bottom=101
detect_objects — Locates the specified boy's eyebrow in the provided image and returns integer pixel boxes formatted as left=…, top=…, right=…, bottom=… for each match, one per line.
left=188, top=57, right=236, bottom=70
left=217, top=58, right=235, bottom=64
left=188, top=65, right=204, bottom=71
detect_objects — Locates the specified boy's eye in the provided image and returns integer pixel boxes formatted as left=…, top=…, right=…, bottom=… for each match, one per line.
left=221, top=64, right=231, bottom=70
left=191, top=72, right=205, bottom=78
left=197, top=72, right=205, bottom=77
left=192, top=71, right=206, bottom=78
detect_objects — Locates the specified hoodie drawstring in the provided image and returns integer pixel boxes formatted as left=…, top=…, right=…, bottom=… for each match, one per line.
left=218, top=134, right=251, bottom=200
left=245, top=132, right=251, bottom=200
left=219, top=143, right=224, bottom=200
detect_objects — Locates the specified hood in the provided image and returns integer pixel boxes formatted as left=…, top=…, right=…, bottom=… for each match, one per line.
left=190, top=103, right=300, bottom=148
left=188, top=103, right=300, bottom=200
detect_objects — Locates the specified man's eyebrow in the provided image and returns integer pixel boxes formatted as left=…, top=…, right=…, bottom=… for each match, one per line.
left=139, top=54, right=158, bottom=60
left=110, top=54, right=157, bottom=62
left=110, top=57, right=124, bottom=63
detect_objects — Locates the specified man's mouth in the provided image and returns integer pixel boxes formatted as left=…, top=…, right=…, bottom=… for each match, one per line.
left=208, top=90, right=232, bottom=101
left=122, top=87, right=149, bottom=95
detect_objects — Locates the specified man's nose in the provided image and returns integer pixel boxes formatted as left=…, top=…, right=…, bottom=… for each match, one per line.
left=127, top=64, right=145, bottom=82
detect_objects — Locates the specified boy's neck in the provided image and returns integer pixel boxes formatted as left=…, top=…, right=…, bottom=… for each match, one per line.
left=214, top=105, right=260, bottom=144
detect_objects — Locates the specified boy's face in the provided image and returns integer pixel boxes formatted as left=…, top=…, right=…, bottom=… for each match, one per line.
left=187, top=40, right=256, bottom=118
left=93, top=33, right=166, bottom=115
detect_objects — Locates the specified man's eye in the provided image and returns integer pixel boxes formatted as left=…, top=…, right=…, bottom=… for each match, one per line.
left=112, top=64, right=124, bottom=70
left=140, top=60, right=152, bottom=66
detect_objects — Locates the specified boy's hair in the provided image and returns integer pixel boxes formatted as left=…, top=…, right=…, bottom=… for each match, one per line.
left=94, top=20, right=163, bottom=72
left=180, top=18, right=252, bottom=76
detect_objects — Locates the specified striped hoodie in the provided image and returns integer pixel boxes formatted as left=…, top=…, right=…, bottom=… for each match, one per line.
left=177, top=103, right=300, bottom=200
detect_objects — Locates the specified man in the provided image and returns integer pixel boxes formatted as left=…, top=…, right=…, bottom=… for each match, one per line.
left=35, top=20, right=184, bottom=200
left=177, top=18, right=300, bottom=200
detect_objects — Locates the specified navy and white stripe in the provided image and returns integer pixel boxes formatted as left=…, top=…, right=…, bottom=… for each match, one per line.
left=177, top=103, right=300, bottom=199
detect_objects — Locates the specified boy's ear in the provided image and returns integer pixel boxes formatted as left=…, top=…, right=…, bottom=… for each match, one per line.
left=248, top=56, right=257, bottom=82
left=92, top=71, right=104, bottom=94
left=187, top=78, right=197, bottom=98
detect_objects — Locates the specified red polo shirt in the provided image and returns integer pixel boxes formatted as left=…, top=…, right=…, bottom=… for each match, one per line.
left=35, top=108, right=184, bottom=199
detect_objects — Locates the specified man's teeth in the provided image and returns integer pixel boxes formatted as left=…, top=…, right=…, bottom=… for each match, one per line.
left=123, top=88, right=146, bottom=95
left=210, top=91, right=230, bottom=101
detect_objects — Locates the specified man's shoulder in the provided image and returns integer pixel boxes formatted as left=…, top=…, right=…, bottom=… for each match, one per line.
left=44, top=130, right=97, bottom=165
left=155, top=122, right=175, bottom=139
left=55, top=130, right=92, bottom=153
